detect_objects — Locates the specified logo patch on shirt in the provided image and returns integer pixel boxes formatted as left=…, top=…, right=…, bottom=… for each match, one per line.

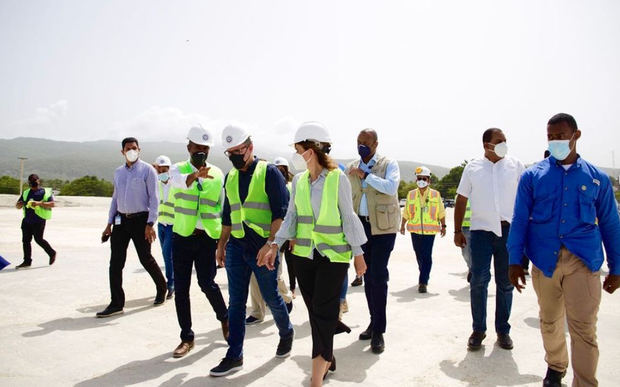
left=593, top=179, right=600, bottom=186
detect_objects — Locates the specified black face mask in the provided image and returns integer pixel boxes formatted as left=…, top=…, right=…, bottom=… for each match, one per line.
left=229, top=154, right=246, bottom=170
left=191, top=151, right=208, bottom=166
left=29, top=180, right=39, bottom=188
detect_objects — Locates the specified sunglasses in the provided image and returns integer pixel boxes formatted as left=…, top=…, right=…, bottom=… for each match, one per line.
left=417, top=177, right=429, bottom=181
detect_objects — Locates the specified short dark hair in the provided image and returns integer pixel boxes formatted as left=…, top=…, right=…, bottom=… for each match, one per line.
left=28, top=174, right=39, bottom=182
left=122, top=137, right=139, bottom=149
left=360, top=128, right=378, bottom=142
left=482, top=128, right=502, bottom=143
left=548, top=113, right=578, bottom=132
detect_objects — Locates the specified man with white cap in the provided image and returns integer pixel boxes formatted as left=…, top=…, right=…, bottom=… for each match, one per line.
left=154, top=155, right=175, bottom=299
left=210, top=124, right=294, bottom=377
left=166, top=126, right=229, bottom=358
left=400, top=166, right=446, bottom=293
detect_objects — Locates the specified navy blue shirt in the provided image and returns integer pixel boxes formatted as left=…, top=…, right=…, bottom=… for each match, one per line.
left=222, top=157, right=289, bottom=252
left=17, top=188, right=54, bottom=224
left=508, top=156, right=620, bottom=277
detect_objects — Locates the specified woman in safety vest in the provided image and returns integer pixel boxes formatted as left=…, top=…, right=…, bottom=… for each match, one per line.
left=258, top=122, right=367, bottom=386
left=399, top=166, right=446, bottom=293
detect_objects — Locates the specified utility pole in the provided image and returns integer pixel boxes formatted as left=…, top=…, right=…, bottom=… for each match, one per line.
left=18, top=157, right=27, bottom=196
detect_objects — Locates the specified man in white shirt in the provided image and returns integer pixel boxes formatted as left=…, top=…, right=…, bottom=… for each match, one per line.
left=453, top=128, right=525, bottom=351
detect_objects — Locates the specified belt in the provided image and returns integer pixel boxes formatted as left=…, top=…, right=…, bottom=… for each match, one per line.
left=501, top=220, right=510, bottom=227
left=359, top=215, right=370, bottom=223
left=191, top=228, right=205, bottom=236
left=120, top=211, right=149, bottom=219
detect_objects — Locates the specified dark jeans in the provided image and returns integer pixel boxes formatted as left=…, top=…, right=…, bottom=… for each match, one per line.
left=225, top=239, right=294, bottom=360
left=21, top=219, right=55, bottom=262
left=469, top=225, right=514, bottom=334
left=282, top=241, right=296, bottom=291
left=109, top=213, right=166, bottom=308
left=295, top=251, right=349, bottom=360
left=410, top=233, right=436, bottom=285
left=172, top=232, right=228, bottom=342
left=360, top=217, right=396, bottom=334
left=157, top=223, right=174, bottom=290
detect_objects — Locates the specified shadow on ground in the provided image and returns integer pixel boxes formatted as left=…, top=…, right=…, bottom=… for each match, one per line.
left=391, top=286, right=439, bottom=302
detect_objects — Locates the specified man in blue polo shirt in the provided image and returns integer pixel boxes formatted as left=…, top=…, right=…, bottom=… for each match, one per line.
left=508, top=113, right=620, bottom=387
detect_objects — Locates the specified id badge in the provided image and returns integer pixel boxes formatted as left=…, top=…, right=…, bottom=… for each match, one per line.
left=114, top=215, right=122, bottom=225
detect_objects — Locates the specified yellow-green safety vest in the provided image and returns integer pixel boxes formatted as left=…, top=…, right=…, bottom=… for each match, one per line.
left=158, top=181, right=175, bottom=225
left=406, top=188, right=442, bottom=235
left=172, top=161, right=223, bottom=239
left=292, top=169, right=352, bottom=263
left=463, top=199, right=471, bottom=228
left=22, top=188, right=52, bottom=220
left=225, top=160, right=272, bottom=239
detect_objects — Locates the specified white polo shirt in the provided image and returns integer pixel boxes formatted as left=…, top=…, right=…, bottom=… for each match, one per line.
left=456, top=155, right=525, bottom=236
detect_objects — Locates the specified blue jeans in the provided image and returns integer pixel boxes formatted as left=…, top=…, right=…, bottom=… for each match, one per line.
left=225, top=239, right=294, bottom=360
left=157, top=223, right=174, bottom=290
left=469, top=225, right=514, bottom=334
left=340, top=271, right=348, bottom=302
left=461, top=227, right=472, bottom=270
left=410, top=233, right=436, bottom=285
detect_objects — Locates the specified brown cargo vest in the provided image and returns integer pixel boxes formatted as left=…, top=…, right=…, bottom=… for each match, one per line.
left=347, top=155, right=400, bottom=235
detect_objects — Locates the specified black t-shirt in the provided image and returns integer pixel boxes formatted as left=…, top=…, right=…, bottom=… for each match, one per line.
left=17, top=188, right=53, bottom=224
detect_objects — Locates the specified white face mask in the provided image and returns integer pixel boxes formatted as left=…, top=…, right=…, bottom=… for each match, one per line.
left=491, top=142, right=508, bottom=158
left=416, top=179, right=429, bottom=188
left=125, top=149, right=139, bottom=163
left=291, top=149, right=310, bottom=170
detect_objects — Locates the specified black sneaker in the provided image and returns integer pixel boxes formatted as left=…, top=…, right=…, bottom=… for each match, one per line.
left=275, top=332, right=294, bottom=358
left=209, top=357, right=243, bottom=377
left=359, top=324, right=372, bottom=340
left=542, top=367, right=566, bottom=387
left=96, top=305, right=124, bottom=318
left=351, top=276, right=363, bottom=287
left=245, top=316, right=263, bottom=325
left=467, top=331, right=486, bottom=351
left=15, top=261, right=32, bottom=269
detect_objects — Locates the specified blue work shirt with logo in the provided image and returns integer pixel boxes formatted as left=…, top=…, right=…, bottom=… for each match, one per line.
left=508, top=156, right=620, bottom=277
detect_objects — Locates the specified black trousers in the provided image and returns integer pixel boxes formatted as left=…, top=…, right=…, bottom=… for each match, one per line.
left=281, top=241, right=296, bottom=291
left=172, top=232, right=228, bottom=342
left=21, top=219, right=56, bottom=262
left=295, top=251, right=348, bottom=360
left=109, top=214, right=166, bottom=308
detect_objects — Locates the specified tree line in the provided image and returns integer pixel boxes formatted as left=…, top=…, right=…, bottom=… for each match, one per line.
left=0, top=175, right=114, bottom=197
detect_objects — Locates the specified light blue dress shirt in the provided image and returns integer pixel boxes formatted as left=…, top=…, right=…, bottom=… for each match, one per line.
left=108, top=159, right=159, bottom=224
left=357, top=154, right=400, bottom=216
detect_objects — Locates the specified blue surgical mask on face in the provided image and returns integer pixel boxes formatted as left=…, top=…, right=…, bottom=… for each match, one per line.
left=158, top=172, right=169, bottom=182
left=548, top=134, right=574, bottom=161
left=358, top=144, right=371, bottom=159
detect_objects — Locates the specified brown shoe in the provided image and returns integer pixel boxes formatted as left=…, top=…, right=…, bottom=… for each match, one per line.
left=173, top=341, right=194, bottom=358
left=221, top=319, right=229, bottom=341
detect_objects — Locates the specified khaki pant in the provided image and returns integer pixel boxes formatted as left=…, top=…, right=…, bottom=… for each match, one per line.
left=248, top=263, right=292, bottom=320
left=531, top=247, right=601, bottom=387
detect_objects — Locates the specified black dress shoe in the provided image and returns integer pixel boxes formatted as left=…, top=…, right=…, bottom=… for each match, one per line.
left=371, top=332, right=384, bottom=354
left=467, top=331, right=486, bottom=351
left=96, top=305, right=124, bottom=318
left=542, top=367, right=566, bottom=387
left=49, top=253, right=56, bottom=265
left=15, top=261, right=32, bottom=269
left=497, top=333, right=513, bottom=350
left=351, top=276, right=363, bottom=287
left=335, top=320, right=351, bottom=335
left=154, top=294, right=166, bottom=305
left=359, top=324, right=372, bottom=340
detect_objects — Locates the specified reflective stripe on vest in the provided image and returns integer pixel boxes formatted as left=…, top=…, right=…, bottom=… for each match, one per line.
left=406, top=188, right=442, bottom=235
left=158, top=182, right=175, bottom=224
left=172, top=161, right=223, bottom=239
left=225, top=160, right=272, bottom=239
left=292, top=169, right=351, bottom=263
left=22, top=188, right=52, bottom=220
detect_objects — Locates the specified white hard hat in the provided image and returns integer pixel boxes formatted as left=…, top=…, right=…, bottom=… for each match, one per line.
left=292, top=122, right=332, bottom=145
left=273, top=157, right=289, bottom=168
left=415, top=166, right=431, bottom=177
left=187, top=126, right=214, bottom=147
left=155, top=155, right=171, bottom=167
left=221, top=123, right=251, bottom=149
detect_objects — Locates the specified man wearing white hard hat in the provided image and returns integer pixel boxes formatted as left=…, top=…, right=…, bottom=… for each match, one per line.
left=210, top=123, right=294, bottom=377
left=346, top=128, right=401, bottom=354
left=153, top=155, right=175, bottom=300
left=166, top=126, right=229, bottom=358
left=245, top=156, right=294, bottom=325
left=400, top=166, right=446, bottom=294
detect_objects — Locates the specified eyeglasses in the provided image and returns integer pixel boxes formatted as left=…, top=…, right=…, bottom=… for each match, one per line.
left=224, top=144, right=249, bottom=158
left=417, top=177, right=429, bottom=181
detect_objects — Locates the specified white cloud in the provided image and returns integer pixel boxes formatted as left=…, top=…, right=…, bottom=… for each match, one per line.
left=10, top=100, right=69, bottom=136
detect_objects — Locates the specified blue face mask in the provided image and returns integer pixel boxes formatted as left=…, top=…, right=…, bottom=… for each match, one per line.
left=358, top=144, right=371, bottom=159
left=547, top=134, right=574, bottom=161
left=158, top=172, right=169, bottom=182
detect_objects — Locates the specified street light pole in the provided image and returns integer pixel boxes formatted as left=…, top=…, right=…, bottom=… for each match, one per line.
left=18, top=157, right=27, bottom=196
